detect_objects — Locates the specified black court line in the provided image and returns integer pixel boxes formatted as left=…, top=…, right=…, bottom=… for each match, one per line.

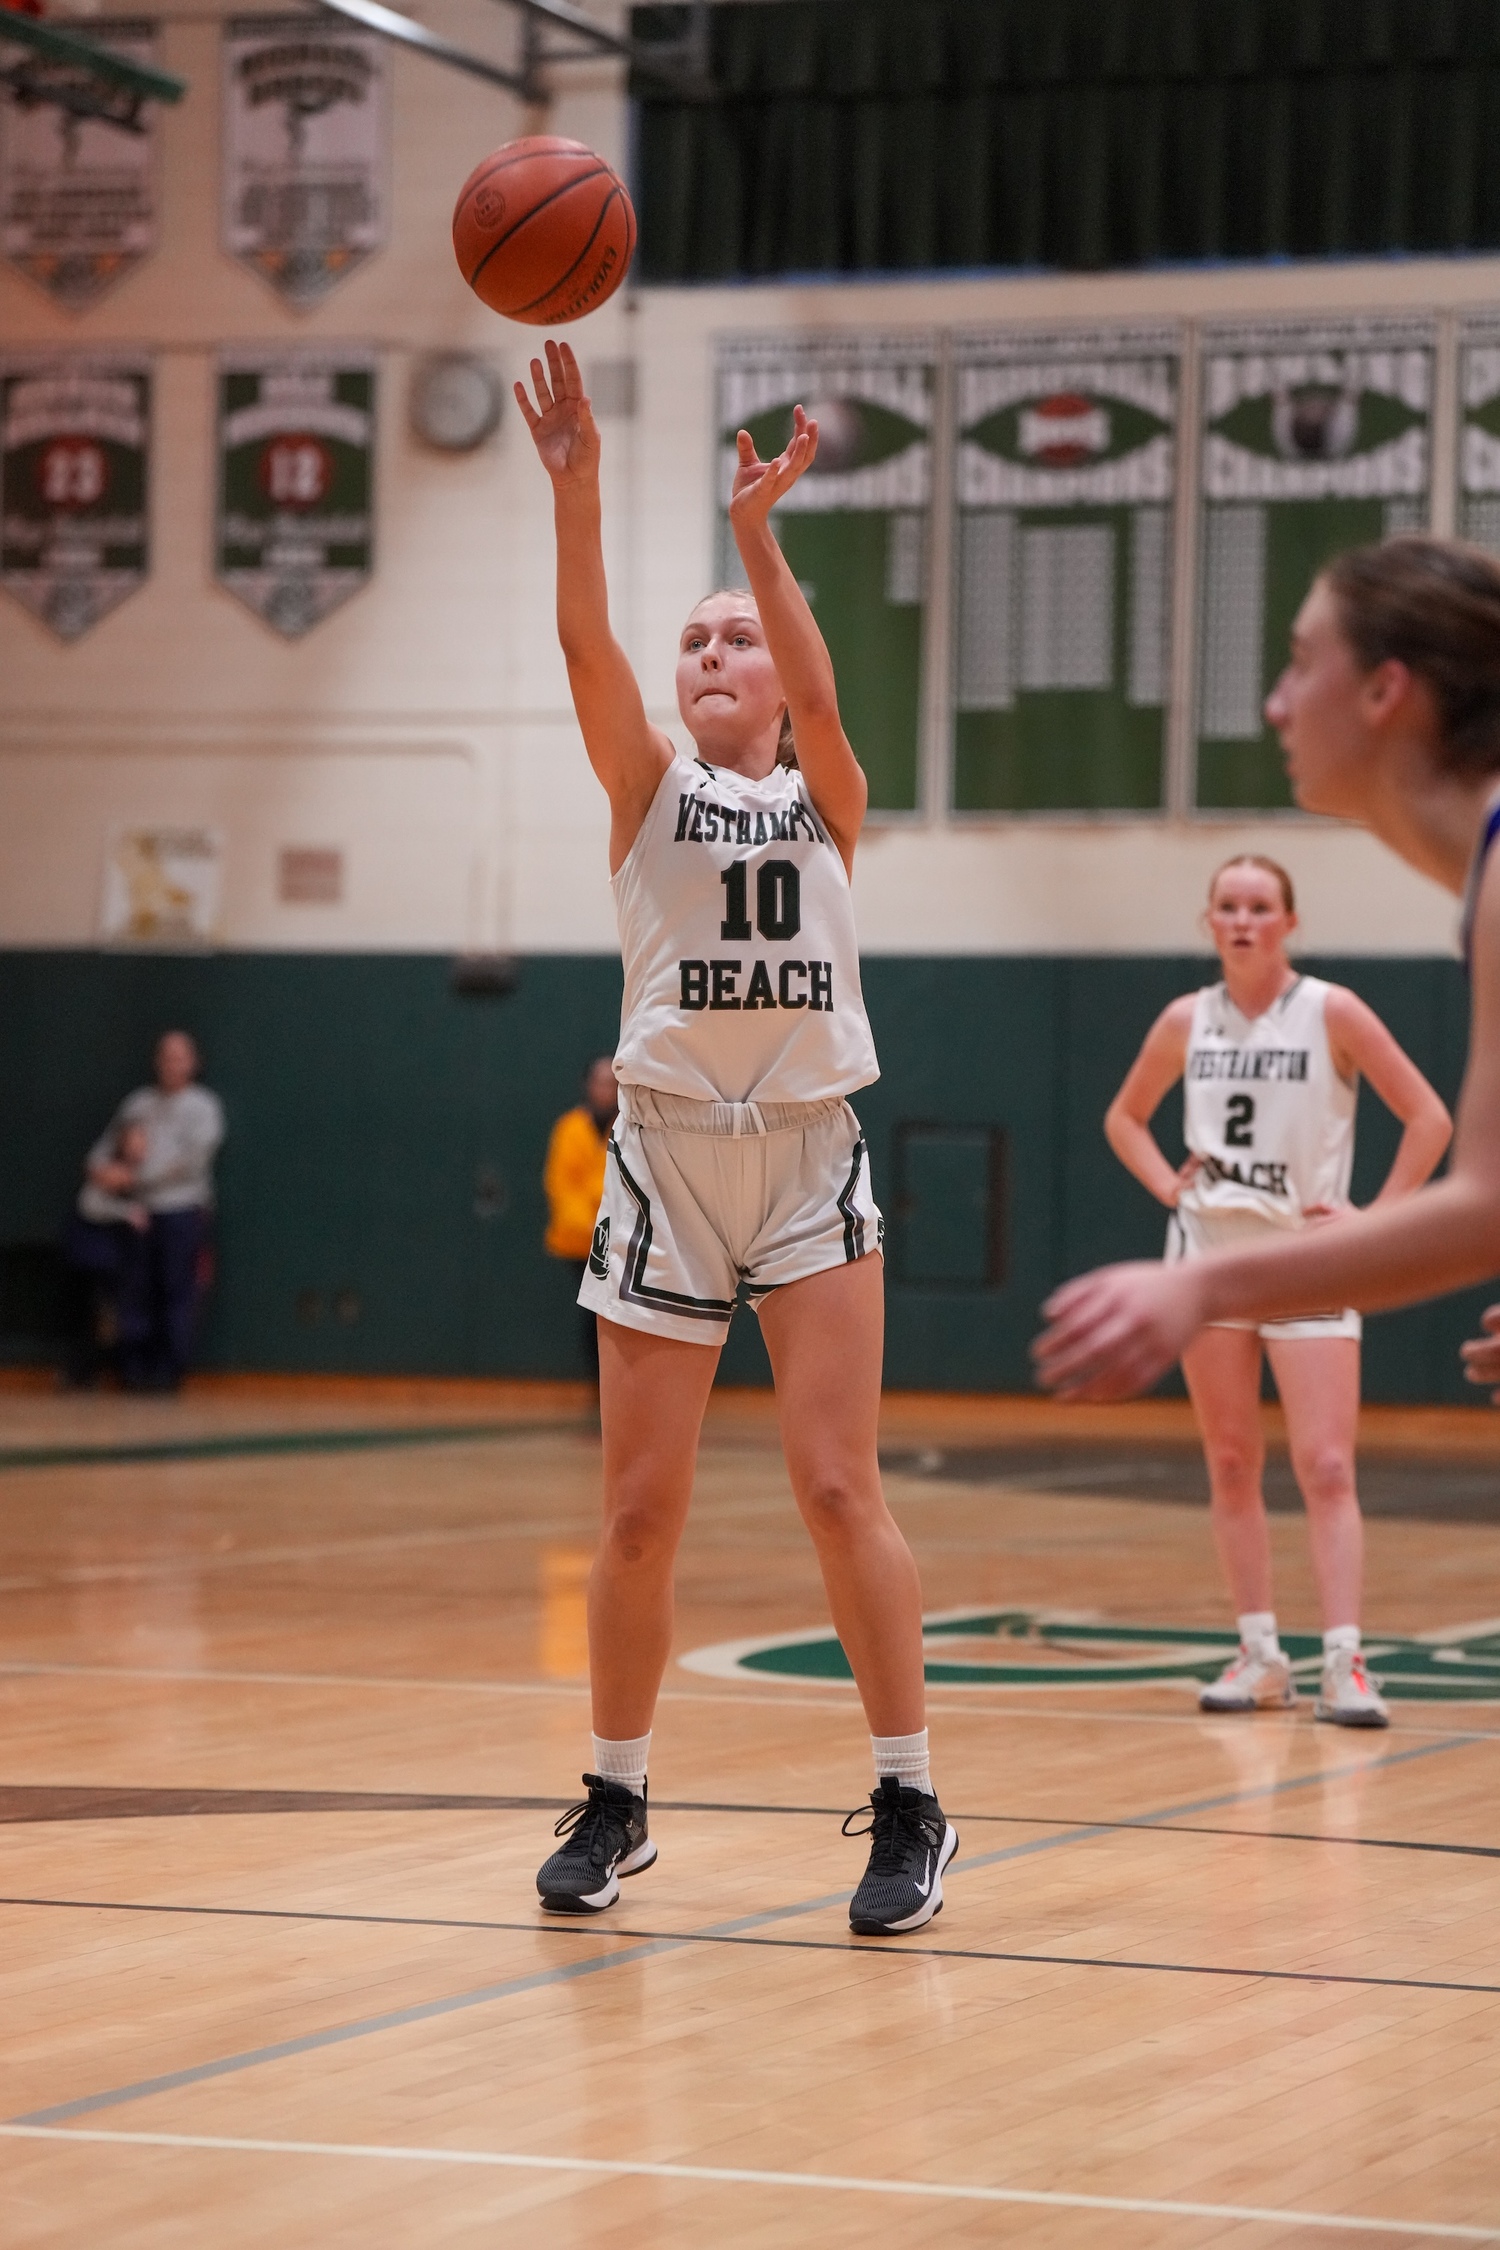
left=4, top=1893, right=1497, bottom=2000
left=4, top=1784, right=1499, bottom=1862
left=0, top=1422, right=578, bottom=1473
left=12, top=1732, right=1475, bottom=2128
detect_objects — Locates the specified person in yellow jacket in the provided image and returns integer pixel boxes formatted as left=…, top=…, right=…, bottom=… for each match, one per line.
left=544, top=1057, right=619, bottom=1376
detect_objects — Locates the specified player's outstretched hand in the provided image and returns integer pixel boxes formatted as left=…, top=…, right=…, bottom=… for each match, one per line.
left=1032, top=1260, right=1207, bottom=1401
left=514, top=338, right=600, bottom=485
left=729, top=404, right=818, bottom=531
left=1459, top=1302, right=1500, bottom=1402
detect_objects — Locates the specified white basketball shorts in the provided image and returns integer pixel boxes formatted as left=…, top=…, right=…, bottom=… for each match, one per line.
left=578, top=1085, right=883, bottom=1347
left=1166, top=1206, right=1361, bottom=1343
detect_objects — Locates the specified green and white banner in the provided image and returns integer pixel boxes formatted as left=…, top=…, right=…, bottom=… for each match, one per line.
left=953, top=326, right=1179, bottom=812
left=215, top=348, right=374, bottom=638
left=0, top=18, right=159, bottom=307
left=0, top=353, right=150, bottom=640
left=716, top=333, right=933, bottom=812
left=222, top=16, right=387, bottom=306
left=1458, top=319, right=1500, bottom=559
left=1196, top=318, right=1433, bottom=811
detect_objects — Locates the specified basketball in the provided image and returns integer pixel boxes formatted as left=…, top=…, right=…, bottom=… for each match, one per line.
left=452, top=136, right=636, bottom=325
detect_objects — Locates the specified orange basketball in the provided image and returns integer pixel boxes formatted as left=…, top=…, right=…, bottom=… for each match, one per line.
left=452, top=136, right=635, bottom=325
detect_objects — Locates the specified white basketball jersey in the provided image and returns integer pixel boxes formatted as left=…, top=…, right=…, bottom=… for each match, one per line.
left=611, top=754, right=879, bottom=1106
left=1178, top=975, right=1355, bottom=1230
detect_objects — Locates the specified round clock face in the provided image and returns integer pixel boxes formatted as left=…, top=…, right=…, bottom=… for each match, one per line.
left=410, top=354, right=502, bottom=451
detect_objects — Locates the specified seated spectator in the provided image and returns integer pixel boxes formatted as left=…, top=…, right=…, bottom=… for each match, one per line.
left=61, top=1119, right=151, bottom=1388
left=88, top=1031, right=226, bottom=1393
left=543, top=1057, right=618, bottom=1379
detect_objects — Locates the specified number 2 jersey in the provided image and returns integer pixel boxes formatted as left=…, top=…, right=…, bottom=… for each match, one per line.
left=1177, top=975, right=1355, bottom=1232
left=610, top=753, right=879, bottom=1106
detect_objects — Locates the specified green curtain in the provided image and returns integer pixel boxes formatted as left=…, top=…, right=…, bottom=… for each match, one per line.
left=631, top=0, right=1500, bottom=278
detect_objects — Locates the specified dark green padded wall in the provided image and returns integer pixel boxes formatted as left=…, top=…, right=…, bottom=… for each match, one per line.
left=0, top=949, right=1488, bottom=1401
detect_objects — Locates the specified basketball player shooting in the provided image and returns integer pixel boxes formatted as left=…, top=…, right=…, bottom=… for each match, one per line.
left=512, top=339, right=957, bottom=1937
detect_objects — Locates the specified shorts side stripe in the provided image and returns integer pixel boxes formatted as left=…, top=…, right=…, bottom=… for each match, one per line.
left=609, top=1135, right=737, bottom=1323
left=836, top=1135, right=868, bottom=1264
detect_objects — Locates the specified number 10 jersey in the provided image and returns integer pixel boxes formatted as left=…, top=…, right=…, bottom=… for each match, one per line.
left=611, top=753, right=879, bottom=1106
left=1178, top=975, right=1355, bottom=1231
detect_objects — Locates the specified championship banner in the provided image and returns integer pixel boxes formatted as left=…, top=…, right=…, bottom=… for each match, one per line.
left=1458, top=319, right=1500, bottom=560
left=1196, top=318, right=1434, bottom=810
left=222, top=16, right=387, bottom=306
left=716, top=334, right=934, bottom=813
left=953, top=327, right=1179, bottom=813
left=0, top=18, right=158, bottom=307
left=0, top=354, right=150, bottom=640
left=215, top=349, right=375, bottom=637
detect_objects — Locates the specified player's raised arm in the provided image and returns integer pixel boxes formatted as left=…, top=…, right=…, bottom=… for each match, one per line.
left=1103, top=998, right=1197, bottom=1207
left=727, top=407, right=867, bottom=873
left=514, top=339, right=672, bottom=871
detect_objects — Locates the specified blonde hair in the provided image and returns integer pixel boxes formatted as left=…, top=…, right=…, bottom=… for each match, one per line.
left=1208, top=854, right=1296, bottom=915
left=690, top=588, right=798, bottom=768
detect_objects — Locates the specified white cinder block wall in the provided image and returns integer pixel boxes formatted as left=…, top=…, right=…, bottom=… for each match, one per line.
left=2, top=0, right=1492, bottom=958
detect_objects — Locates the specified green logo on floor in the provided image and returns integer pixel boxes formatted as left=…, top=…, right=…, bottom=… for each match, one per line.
left=680, top=1610, right=1500, bottom=1701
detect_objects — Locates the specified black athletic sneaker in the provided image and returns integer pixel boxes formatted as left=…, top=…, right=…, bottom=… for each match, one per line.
left=536, top=1773, right=657, bottom=1914
left=844, top=1776, right=958, bottom=1936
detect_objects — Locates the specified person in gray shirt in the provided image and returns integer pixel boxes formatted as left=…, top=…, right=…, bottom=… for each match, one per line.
left=88, top=1031, right=225, bottom=1391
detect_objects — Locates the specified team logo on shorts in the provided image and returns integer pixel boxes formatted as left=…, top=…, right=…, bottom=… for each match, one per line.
left=588, top=1217, right=611, bottom=1278
left=681, top=1608, right=1500, bottom=1701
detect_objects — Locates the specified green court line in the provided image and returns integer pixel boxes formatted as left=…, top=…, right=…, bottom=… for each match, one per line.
left=0, top=1422, right=578, bottom=1473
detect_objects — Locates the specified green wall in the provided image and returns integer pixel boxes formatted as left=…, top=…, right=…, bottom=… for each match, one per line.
left=0, top=948, right=1488, bottom=1403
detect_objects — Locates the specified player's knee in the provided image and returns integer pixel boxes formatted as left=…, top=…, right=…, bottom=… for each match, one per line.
left=1204, top=1441, right=1262, bottom=1504
left=1292, top=1443, right=1355, bottom=1511
left=796, top=1469, right=873, bottom=1542
left=600, top=1496, right=675, bottom=1569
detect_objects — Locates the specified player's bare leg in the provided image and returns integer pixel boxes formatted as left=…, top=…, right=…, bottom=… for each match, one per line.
left=758, top=1254, right=925, bottom=1736
left=760, top=1254, right=954, bottom=1931
left=1264, top=1334, right=1364, bottom=1627
left=1181, top=1324, right=1295, bottom=1711
left=1266, top=1333, right=1385, bottom=1724
left=589, top=1317, right=720, bottom=1738
left=1182, top=1324, right=1274, bottom=1611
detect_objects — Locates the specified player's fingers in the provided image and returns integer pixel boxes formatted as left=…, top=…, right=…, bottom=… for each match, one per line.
left=1483, top=1303, right=1500, bottom=1333
left=513, top=381, right=541, bottom=431
left=556, top=339, right=581, bottom=391
left=529, top=357, right=555, bottom=413
left=736, top=428, right=757, bottom=461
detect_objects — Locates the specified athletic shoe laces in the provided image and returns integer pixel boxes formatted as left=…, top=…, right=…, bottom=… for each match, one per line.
left=552, top=1775, right=633, bottom=1871
left=842, top=1778, right=943, bottom=1873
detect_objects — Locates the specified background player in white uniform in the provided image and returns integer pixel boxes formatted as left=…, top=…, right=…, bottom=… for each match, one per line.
left=1037, top=542, right=1500, bottom=1419
left=1104, top=856, right=1451, bottom=1724
left=513, top=340, right=955, bottom=1936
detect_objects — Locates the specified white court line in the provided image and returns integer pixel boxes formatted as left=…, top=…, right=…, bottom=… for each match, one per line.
left=0, top=1659, right=1497, bottom=1732
left=0, top=2126, right=1493, bottom=2238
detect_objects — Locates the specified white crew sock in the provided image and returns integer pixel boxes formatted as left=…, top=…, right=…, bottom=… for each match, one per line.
left=1323, top=1625, right=1361, bottom=1658
left=591, top=1732, right=650, bottom=1795
left=1237, top=1610, right=1281, bottom=1657
left=872, top=1728, right=931, bottom=1795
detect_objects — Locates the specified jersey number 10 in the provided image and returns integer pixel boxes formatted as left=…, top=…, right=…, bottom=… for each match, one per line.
left=721, top=859, right=802, bottom=942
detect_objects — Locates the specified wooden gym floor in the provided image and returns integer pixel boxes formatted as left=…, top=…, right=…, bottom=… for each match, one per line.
left=2, top=1374, right=1500, bottom=2247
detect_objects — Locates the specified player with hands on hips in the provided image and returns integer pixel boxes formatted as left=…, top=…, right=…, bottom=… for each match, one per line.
left=1104, top=854, right=1450, bottom=1725
left=1035, top=536, right=1500, bottom=1410
left=512, top=340, right=957, bottom=1937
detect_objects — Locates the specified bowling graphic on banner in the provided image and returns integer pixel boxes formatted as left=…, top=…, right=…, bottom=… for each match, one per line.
left=215, top=348, right=375, bottom=637
left=0, top=354, right=151, bottom=640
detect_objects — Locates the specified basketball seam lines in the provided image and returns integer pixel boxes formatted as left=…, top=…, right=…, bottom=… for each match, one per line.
left=463, top=168, right=612, bottom=292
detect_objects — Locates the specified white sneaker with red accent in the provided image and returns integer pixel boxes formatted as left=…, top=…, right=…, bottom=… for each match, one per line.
left=1315, top=1647, right=1390, bottom=1728
left=1198, top=1645, right=1297, bottom=1712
